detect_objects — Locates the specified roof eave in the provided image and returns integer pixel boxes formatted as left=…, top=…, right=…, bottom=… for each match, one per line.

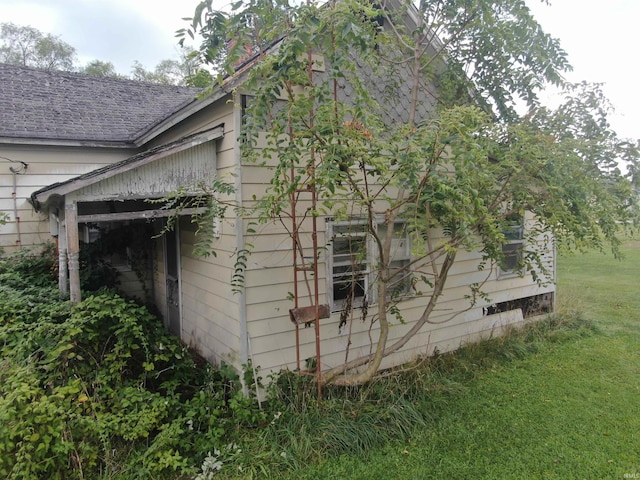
left=133, top=41, right=285, bottom=147
left=133, top=91, right=224, bottom=147
left=31, top=125, right=225, bottom=209
left=0, top=136, right=136, bottom=149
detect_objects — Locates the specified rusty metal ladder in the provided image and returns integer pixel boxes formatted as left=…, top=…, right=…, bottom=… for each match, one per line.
left=288, top=182, right=330, bottom=399
left=287, top=43, right=330, bottom=399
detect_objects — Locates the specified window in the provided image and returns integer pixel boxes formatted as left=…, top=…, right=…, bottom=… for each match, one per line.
left=327, top=218, right=410, bottom=311
left=499, top=215, right=524, bottom=276
left=329, top=220, right=370, bottom=311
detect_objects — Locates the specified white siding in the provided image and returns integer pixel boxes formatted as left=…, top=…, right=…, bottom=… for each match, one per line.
left=240, top=156, right=556, bottom=378
left=0, top=144, right=134, bottom=251
left=161, top=103, right=243, bottom=367
left=73, top=142, right=217, bottom=201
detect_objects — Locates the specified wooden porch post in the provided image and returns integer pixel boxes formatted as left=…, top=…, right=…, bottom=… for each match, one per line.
left=56, top=208, right=68, bottom=297
left=65, top=201, right=81, bottom=304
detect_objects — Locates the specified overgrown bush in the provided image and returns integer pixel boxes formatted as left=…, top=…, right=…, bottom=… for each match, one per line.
left=0, top=250, right=264, bottom=479
left=0, top=242, right=58, bottom=289
left=0, top=248, right=597, bottom=479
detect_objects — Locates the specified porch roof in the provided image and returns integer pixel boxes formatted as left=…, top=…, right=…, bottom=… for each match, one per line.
left=31, top=125, right=224, bottom=209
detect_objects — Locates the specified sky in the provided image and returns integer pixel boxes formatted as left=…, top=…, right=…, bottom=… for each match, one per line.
left=0, top=0, right=204, bottom=72
left=0, top=0, right=638, bottom=141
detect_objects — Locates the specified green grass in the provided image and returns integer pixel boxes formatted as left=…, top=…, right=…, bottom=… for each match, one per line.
left=271, top=242, right=640, bottom=480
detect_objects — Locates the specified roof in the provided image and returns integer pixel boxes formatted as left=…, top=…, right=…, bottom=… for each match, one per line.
left=31, top=125, right=224, bottom=208
left=0, top=63, right=202, bottom=146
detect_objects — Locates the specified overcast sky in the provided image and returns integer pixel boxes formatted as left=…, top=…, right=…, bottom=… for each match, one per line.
left=0, top=0, right=637, bottom=140
left=0, top=0, right=205, bottom=72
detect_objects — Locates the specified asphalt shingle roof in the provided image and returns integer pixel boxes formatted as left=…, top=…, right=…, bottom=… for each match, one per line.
left=0, top=63, right=201, bottom=144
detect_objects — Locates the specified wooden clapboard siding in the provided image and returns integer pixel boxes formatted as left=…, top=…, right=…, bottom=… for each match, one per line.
left=0, top=144, right=134, bottom=250
left=0, top=211, right=46, bottom=234
left=179, top=209, right=241, bottom=365
left=163, top=103, right=244, bottom=367
left=117, top=269, right=151, bottom=302
left=247, top=302, right=529, bottom=373
left=150, top=99, right=234, bottom=152
left=240, top=171, right=556, bottom=377
left=0, top=144, right=132, bottom=166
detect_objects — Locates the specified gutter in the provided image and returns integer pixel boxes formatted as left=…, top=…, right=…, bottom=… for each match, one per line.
left=0, top=136, right=137, bottom=149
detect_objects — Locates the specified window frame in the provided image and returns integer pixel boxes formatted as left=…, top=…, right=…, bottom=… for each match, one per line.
left=498, top=216, right=525, bottom=278
left=326, top=217, right=411, bottom=312
left=327, top=218, right=372, bottom=312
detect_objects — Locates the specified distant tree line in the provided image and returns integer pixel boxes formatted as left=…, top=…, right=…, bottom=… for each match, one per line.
left=0, top=22, right=212, bottom=87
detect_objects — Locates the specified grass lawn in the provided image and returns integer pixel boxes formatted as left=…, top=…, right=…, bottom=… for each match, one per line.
left=280, top=242, right=640, bottom=480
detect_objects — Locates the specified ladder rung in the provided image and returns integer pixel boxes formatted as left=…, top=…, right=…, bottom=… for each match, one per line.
left=289, top=304, right=331, bottom=325
left=295, top=265, right=315, bottom=272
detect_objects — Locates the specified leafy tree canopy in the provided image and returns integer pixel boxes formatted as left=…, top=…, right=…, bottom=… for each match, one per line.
left=130, top=50, right=213, bottom=87
left=80, top=59, right=124, bottom=78
left=0, top=22, right=76, bottom=71
left=182, top=0, right=639, bottom=385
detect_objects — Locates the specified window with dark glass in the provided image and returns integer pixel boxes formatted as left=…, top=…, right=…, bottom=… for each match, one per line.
left=328, top=218, right=410, bottom=311
left=330, top=222, right=370, bottom=310
left=500, top=215, right=524, bottom=275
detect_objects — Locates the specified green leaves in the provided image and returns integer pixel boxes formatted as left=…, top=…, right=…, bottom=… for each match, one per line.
left=151, top=175, right=235, bottom=261
left=396, top=0, right=572, bottom=120
left=182, top=0, right=637, bottom=384
left=0, top=22, right=77, bottom=71
left=0, top=273, right=264, bottom=478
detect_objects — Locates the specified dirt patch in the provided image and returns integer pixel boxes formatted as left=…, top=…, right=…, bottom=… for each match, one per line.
left=623, top=240, right=640, bottom=248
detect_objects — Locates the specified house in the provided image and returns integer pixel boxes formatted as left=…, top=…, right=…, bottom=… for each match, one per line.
left=0, top=12, right=555, bottom=381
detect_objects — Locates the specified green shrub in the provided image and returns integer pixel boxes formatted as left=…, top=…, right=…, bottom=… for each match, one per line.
left=0, top=242, right=57, bottom=289
left=0, top=248, right=597, bottom=479
left=0, top=267, right=263, bottom=479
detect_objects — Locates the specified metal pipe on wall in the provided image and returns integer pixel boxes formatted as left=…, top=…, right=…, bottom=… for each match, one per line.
left=11, top=169, right=22, bottom=246
left=2, top=156, right=28, bottom=248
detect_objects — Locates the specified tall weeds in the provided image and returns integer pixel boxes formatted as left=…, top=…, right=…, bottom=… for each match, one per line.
left=0, top=248, right=596, bottom=478
left=228, top=313, right=596, bottom=478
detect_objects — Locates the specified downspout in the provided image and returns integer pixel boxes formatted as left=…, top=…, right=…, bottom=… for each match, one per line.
left=12, top=169, right=21, bottom=246
left=234, top=92, right=249, bottom=385
left=6, top=158, right=28, bottom=247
